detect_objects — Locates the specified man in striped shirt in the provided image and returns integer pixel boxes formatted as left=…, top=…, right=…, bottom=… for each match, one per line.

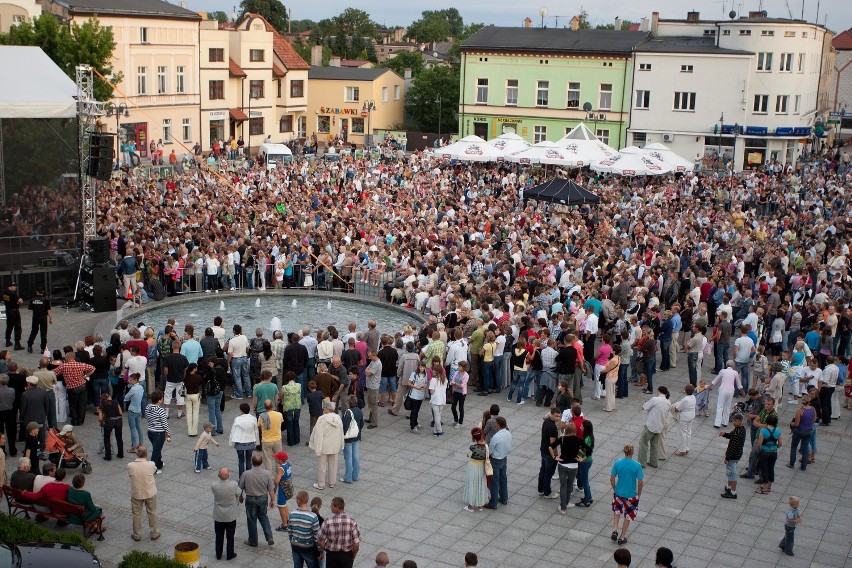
left=287, top=490, right=321, bottom=567
left=144, top=390, right=171, bottom=473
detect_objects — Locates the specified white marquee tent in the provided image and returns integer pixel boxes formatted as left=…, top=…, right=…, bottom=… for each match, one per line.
left=555, top=123, right=618, bottom=165
left=506, top=141, right=577, bottom=166
left=487, top=132, right=530, bottom=157
left=591, top=146, right=672, bottom=176
left=434, top=135, right=504, bottom=162
left=0, top=46, right=77, bottom=119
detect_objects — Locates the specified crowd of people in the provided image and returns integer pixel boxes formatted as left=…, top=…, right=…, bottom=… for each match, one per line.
left=1, top=139, right=850, bottom=566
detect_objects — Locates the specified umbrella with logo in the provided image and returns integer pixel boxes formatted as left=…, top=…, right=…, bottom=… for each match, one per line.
left=639, top=143, right=694, bottom=173
left=591, top=146, right=672, bottom=176
left=506, top=141, right=577, bottom=166
left=434, top=135, right=504, bottom=162
left=487, top=132, right=531, bottom=157
left=555, top=123, right=619, bottom=166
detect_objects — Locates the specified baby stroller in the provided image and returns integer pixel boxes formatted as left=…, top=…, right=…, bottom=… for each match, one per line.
left=729, top=401, right=748, bottom=423
left=45, top=428, right=93, bottom=474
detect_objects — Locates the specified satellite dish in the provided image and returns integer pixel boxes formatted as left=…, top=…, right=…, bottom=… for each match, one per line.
left=761, top=9, right=768, bottom=17
left=539, top=6, right=549, bottom=17
left=582, top=102, right=593, bottom=112
left=728, top=10, right=736, bottom=19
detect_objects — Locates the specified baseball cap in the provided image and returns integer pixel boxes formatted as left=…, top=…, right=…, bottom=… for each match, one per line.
left=272, top=451, right=289, bottom=462
left=731, top=413, right=743, bottom=421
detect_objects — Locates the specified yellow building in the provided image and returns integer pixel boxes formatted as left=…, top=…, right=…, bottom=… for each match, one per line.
left=199, top=13, right=309, bottom=152
left=45, top=0, right=202, bottom=158
left=306, top=66, right=405, bottom=145
left=0, top=0, right=40, bottom=33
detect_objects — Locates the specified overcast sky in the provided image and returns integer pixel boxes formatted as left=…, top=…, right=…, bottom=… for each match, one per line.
left=182, top=0, right=850, bottom=34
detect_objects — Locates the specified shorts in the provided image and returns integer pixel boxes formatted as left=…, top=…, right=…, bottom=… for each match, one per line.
left=612, top=494, right=639, bottom=520
left=725, top=459, right=739, bottom=481
left=379, top=376, right=398, bottom=393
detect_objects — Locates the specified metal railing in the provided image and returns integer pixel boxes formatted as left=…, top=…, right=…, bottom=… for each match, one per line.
left=0, top=232, right=80, bottom=273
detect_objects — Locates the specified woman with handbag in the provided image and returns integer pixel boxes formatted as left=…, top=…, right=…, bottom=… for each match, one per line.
left=406, top=362, right=428, bottom=433
left=755, top=414, right=782, bottom=494
left=272, top=450, right=294, bottom=532
left=341, top=395, right=363, bottom=484
left=463, top=427, right=490, bottom=512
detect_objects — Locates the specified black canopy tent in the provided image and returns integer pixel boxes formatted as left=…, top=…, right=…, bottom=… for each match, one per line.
left=523, top=178, right=600, bottom=205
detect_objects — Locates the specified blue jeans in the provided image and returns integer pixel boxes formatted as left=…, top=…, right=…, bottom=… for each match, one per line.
left=235, top=447, right=253, bottom=478
left=780, top=525, right=796, bottom=555
left=735, top=361, right=750, bottom=392
left=537, top=451, right=558, bottom=495
left=488, top=456, right=508, bottom=507
left=687, top=353, right=699, bottom=387
left=508, top=370, right=529, bottom=403
left=643, top=357, right=656, bottom=391
left=286, top=409, right=301, bottom=446
left=244, top=494, right=273, bottom=546
left=306, top=358, right=316, bottom=382
left=245, top=269, right=255, bottom=289
left=789, top=429, right=812, bottom=469
left=481, top=361, right=495, bottom=392
left=194, top=448, right=209, bottom=471
left=291, top=545, right=319, bottom=568
left=92, top=378, right=110, bottom=402
left=147, top=430, right=166, bottom=470
left=715, top=344, right=729, bottom=373
left=343, top=441, right=360, bottom=482
left=527, top=369, right=542, bottom=399
left=297, top=370, right=308, bottom=404
left=577, top=460, right=593, bottom=504
left=231, top=357, right=250, bottom=398
left=207, top=392, right=224, bottom=433
left=127, top=410, right=143, bottom=448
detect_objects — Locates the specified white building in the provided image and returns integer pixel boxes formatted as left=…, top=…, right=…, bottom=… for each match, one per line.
left=628, top=11, right=833, bottom=170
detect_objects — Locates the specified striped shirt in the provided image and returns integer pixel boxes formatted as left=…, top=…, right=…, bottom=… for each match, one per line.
left=722, top=425, right=746, bottom=461
left=287, top=508, right=320, bottom=549
left=145, top=404, right=170, bottom=435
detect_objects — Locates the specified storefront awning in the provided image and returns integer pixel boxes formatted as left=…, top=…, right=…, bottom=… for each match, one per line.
left=229, top=108, right=248, bottom=122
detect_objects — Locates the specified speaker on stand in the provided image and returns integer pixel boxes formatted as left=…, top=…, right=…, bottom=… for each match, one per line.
left=88, top=133, right=115, bottom=181
left=88, top=238, right=110, bottom=266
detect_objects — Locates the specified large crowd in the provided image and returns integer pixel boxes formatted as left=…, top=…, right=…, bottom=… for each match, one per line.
left=0, top=139, right=850, bottom=566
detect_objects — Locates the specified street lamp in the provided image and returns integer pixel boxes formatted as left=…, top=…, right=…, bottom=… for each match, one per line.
left=104, top=102, right=129, bottom=167
left=717, top=112, right=724, bottom=171
left=362, top=100, right=376, bottom=148
left=730, top=122, right=740, bottom=190
left=435, top=94, right=442, bottom=142
left=246, top=91, right=261, bottom=157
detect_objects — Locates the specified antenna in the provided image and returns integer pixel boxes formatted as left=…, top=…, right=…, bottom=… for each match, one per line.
left=539, top=6, right=549, bottom=28
left=551, top=15, right=568, bottom=27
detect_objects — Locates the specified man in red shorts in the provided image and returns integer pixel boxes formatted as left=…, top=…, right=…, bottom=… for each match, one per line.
left=610, top=444, right=644, bottom=546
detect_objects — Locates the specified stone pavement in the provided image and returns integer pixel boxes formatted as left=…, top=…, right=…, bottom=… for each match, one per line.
left=3, top=304, right=852, bottom=567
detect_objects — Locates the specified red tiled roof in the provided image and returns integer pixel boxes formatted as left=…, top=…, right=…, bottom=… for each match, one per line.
left=272, top=64, right=286, bottom=77
left=834, top=29, right=852, bottom=50
left=242, top=12, right=311, bottom=70
left=228, top=58, right=247, bottom=78
left=229, top=108, right=248, bottom=121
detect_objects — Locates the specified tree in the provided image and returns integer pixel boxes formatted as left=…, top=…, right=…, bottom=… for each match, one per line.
left=289, top=19, right=316, bottom=33
left=207, top=11, right=229, bottom=23
left=577, top=10, right=591, bottom=29
left=333, top=8, right=376, bottom=39
left=239, top=0, right=288, bottom=32
left=381, top=50, right=424, bottom=78
left=405, top=65, right=459, bottom=133
left=405, top=11, right=451, bottom=43
left=0, top=14, right=119, bottom=100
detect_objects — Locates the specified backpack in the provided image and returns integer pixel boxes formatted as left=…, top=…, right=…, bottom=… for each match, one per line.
left=158, top=335, right=172, bottom=358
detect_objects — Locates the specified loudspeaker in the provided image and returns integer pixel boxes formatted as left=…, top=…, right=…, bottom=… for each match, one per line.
left=91, top=266, right=116, bottom=313
left=88, top=133, right=115, bottom=181
left=88, top=238, right=110, bottom=265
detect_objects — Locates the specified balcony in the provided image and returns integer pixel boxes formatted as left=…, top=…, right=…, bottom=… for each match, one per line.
left=130, top=93, right=200, bottom=106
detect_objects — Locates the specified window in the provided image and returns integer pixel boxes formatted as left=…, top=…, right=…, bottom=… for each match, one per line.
left=249, top=117, right=263, bottom=135
left=779, top=53, right=793, bottom=72
left=761, top=30, right=774, bottom=36
left=680, top=64, right=693, bottom=73
left=602, top=61, right=613, bottom=67
left=536, top=80, right=549, bottom=107
left=290, top=80, right=304, bottom=98
left=157, top=66, right=167, bottom=94
left=599, top=83, right=613, bottom=110
left=722, top=29, right=731, bottom=35
left=703, top=29, right=716, bottom=36
left=11, top=15, right=23, bottom=25
left=797, top=53, right=805, bottom=72
left=476, top=78, right=488, bottom=104
left=567, top=82, right=580, bottom=108
left=533, top=125, right=547, bottom=143
left=394, top=85, right=400, bottom=100
left=137, top=66, right=147, bottom=95
left=249, top=49, right=264, bottom=62
left=639, top=63, right=652, bottom=71
left=317, top=115, right=330, bottom=133
left=209, top=80, right=224, bottom=100
left=739, top=29, right=751, bottom=35
left=181, top=118, right=191, bottom=142
left=673, top=91, right=696, bottom=111
left=506, top=79, right=518, bottom=106
left=140, top=27, right=149, bottom=43
left=344, top=86, right=359, bottom=103
left=596, top=129, right=610, bottom=145
left=635, top=90, right=650, bottom=109
left=250, top=80, right=264, bottom=99
left=753, top=94, right=769, bottom=113
left=632, top=131, right=647, bottom=144
left=794, top=94, right=801, bottom=113
left=802, top=32, right=807, bottom=38
left=784, top=31, right=795, bottom=37
left=277, top=81, right=281, bottom=98
left=175, top=66, right=185, bottom=94
left=757, top=52, right=773, bottom=71
left=209, top=48, right=224, bottom=62
left=351, top=117, right=364, bottom=133
left=279, top=115, right=293, bottom=133
left=162, top=119, right=172, bottom=143
left=775, top=95, right=789, bottom=113
left=382, top=86, right=388, bottom=103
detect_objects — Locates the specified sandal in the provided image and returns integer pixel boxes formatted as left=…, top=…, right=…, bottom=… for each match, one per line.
left=377, top=402, right=385, bottom=407
left=755, top=488, right=770, bottom=494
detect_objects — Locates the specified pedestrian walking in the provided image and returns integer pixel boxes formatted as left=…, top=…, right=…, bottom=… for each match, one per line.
left=610, top=444, right=643, bottom=546
left=127, top=446, right=160, bottom=541
left=211, top=467, right=240, bottom=561
left=238, top=453, right=276, bottom=547
left=779, top=496, right=802, bottom=556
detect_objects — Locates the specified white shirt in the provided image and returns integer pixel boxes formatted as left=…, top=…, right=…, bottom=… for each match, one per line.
left=643, top=395, right=672, bottom=433
left=584, top=313, right=599, bottom=335
left=227, top=334, right=249, bottom=358
left=822, top=364, right=839, bottom=388
left=673, top=394, right=696, bottom=422
left=733, top=336, right=755, bottom=363
left=206, top=257, right=220, bottom=276
left=212, top=325, right=227, bottom=348
left=125, top=354, right=148, bottom=378
left=428, top=377, right=447, bottom=405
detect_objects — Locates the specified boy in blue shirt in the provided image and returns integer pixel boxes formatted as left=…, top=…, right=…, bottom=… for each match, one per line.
left=779, top=496, right=802, bottom=556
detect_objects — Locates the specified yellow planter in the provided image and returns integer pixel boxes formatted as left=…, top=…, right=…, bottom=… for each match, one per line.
left=174, top=542, right=200, bottom=567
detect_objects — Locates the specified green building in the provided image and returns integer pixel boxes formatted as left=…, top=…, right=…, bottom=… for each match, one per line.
left=459, top=26, right=647, bottom=149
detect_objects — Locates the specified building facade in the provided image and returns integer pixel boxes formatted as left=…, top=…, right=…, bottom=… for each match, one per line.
left=0, top=0, right=40, bottom=33
left=628, top=11, right=833, bottom=169
left=306, top=66, right=405, bottom=145
left=458, top=27, right=648, bottom=148
left=831, top=29, right=852, bottom=138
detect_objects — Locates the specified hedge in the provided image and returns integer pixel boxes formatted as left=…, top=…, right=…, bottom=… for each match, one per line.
left=0, top=512, right=94, bottom=552
left=118, top=550, right=188, bottom=568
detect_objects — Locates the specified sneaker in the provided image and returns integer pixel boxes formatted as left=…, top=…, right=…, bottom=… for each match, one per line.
left=195, top=469, right=201, bottom=474
left=233, top=396, right=243, bottom=400
left=204, top=466, right=212, bottom=470
left=565, top=503, right=575, bottom=509
left=543, top=493, right=558, bottom=499
left=230, top=287, right=236, bottom=291
left=155, top=469, right=162, bottom=475
left=558, top=507, right=567, bottom=514
left=517, top=400, right=525, bottom=406
left=177, top=412, right=184, bottom=419
left=454, top=423, right=462, bottom=429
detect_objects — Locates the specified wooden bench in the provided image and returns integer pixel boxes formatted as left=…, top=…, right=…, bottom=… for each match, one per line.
left=2, top=485, right=106, bottom=541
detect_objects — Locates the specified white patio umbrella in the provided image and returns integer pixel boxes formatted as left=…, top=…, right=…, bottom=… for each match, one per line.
left=639, top=143, right=694, bottom=173
left=590, top=146, right=672, bottom=176
left=506, top=141, right=576, bottom=166
left=487, top=132, right=531, bottom=157
left=555, top=122, right=619, bottom=166
left=435, top=135, right=504, bottom=162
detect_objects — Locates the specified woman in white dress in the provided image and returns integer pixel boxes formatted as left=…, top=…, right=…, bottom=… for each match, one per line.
left=673, top=384, right=697, bottom=456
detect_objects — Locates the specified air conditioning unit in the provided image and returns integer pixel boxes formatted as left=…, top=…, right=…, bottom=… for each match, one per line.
left=662, top=133, right=674, bottom=142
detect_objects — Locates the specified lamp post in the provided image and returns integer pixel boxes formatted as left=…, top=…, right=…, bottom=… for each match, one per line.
left=435, top=94, right=442, bottom=142
left=104, top=102, right=129, bottom=167
left=717, top=112, right=724, bottom=171
left=730, top=122, right=740, bottom=190
left=362, top=99, right=376, bottom=148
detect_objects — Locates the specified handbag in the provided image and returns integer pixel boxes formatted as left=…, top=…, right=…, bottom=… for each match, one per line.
left=343, top=409, right=360, bottom=440
left=403, top=393, right=413, bottom=410
left=484, top=444, right=494, bottom=476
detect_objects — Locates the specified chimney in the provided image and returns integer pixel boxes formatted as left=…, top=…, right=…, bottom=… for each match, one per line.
left=639, top=17, right=650, bottom=32
left=651, top=11, right=659, bottom=35
left=403, top=67, right=412, bottom=79
left=614, top=17, right=622, bottom=30
left=569, top=15, right=580, bottom=31
left=329, top=56, right=341, bottom=67
left=523, top=17, right=533, bottom=28
left=686, top=11, right=700, bottom=22
left=311, top=44, right=323, bottom=66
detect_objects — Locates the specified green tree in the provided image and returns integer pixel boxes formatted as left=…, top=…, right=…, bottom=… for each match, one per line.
left=207, top=11, right=229, bottom=23
left=405, top=65, right=459, bottom=133
left=1, top=14, right=119, bottom=100
left=292, top=36, right=311, bottom=62
left=441, top=8, right=464, bottom=37
left=381, top=50, right=424, bottom=78
left=289, top=19, right=316, bottom=33
left=239, top=0, right=289, bottom=32
left=334, top=8, right=376, bottom=39
left=447, top=22, right=485, bottom=63
left=577, top=10, right=591, bottom=29
left=405, top=11, right=450, bottom=43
